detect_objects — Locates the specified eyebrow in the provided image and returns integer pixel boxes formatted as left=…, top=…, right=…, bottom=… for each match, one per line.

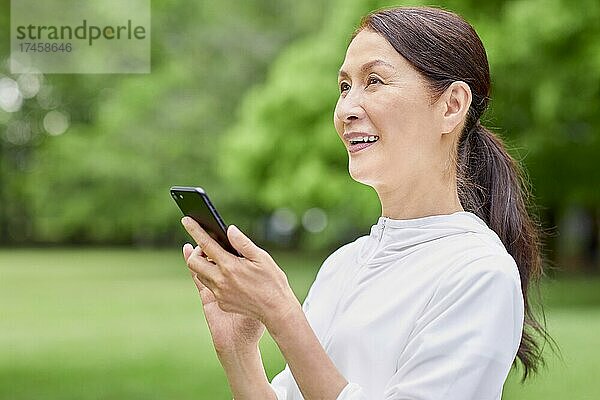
left=338, top=59, right=395, bottom=79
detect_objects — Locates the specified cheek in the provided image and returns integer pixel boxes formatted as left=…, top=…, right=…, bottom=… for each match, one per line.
left=372, top=94, right=432, bottom=138
left=333, top=108, right=343, bottom=136
left=367, top=97, right=435, bottom=164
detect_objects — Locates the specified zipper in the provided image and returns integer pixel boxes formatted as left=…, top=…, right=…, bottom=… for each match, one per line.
left=380, top=216, right=386, bottom=241
left=322, top=217, right=388, bottom=348
left=321, top=261, right=363, bottom=349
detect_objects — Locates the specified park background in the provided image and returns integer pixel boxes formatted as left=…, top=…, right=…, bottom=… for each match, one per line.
left=0, top=0, right=599, bottom=398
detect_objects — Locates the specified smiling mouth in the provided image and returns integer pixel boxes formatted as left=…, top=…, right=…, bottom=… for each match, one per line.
left=349, top=135, right=379, bottom=145
left=348, top=135, right=379, bottom=153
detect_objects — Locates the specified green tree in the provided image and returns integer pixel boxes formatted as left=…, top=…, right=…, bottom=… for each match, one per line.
left=0, top=0, right=326, bottom=244
left=221, top=0, right=600, bottom=253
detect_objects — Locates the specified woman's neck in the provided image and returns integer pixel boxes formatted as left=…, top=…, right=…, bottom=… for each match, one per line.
left=375, top=177, right=463, bottom=220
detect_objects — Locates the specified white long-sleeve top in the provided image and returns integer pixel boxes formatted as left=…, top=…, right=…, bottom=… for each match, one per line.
left=270, top=211, right=524, bottom=400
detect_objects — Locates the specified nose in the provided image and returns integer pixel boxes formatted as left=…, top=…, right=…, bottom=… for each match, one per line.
left=335, top=91, right=365, bottom=124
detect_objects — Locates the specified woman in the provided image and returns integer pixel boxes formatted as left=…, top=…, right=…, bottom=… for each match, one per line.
left=181, top=6, right=547, bottom=400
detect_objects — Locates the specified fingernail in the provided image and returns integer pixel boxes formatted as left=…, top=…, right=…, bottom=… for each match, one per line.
left=181, top=216, right=188, bottom=225
left=229, top=224, right=241, bottom=235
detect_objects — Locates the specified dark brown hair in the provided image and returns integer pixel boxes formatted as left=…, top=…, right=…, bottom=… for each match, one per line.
left=354, top=6, right=552, bottom=380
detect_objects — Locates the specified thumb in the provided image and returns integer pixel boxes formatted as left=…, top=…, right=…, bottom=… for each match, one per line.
left=227, top=225, right=263, bottom=261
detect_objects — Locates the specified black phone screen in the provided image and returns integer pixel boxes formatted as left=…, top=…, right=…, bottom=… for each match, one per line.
left=170, top=186, right=240, bottom=256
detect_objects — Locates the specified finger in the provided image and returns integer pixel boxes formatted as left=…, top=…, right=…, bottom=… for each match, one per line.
left=190, top=271, right=217, bottom=305
left=186, top=251, right=221, bottom=288
left=181, top=217, right=231, bottom=264
left=183, top=244, right=207, bottom=263
left=190, top=270, right=205, bottom=289
left=192, top=245, right=209, bottom=258
left=183, top=243, right=194, bottom=261
left=190, top=270, right=206, bottom=291
left=227, top=224, right=265, bottom=262
left=197, top=245, right=209, bottom=258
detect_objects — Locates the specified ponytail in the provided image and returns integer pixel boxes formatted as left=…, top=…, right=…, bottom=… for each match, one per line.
left=359, top=5, right=555, bottom=381
left=457, top=121, right=551, bottom=379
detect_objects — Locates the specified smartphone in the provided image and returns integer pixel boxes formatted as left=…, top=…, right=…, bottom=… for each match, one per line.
left=170, top=186, right=240, bottom=256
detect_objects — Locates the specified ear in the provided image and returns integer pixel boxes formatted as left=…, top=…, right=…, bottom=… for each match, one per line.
left=439, top=81, right=472, bottom=135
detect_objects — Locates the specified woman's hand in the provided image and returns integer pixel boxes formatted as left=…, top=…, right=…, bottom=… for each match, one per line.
left=182, top=217, right=346, bottom=400
left=183, top=243, right=265, bottom=354
left=181, top=217, right=300, bottom=354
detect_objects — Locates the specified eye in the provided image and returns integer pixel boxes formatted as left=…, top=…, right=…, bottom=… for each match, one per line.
left=339, top=81, right=350, bottom=93
left=367, top=75, right=382, bottom=86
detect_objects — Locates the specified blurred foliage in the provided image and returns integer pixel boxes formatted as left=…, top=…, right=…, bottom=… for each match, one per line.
left=0, top=0, right=598, bottom=263
left=0, top=0, right=326, bottom=244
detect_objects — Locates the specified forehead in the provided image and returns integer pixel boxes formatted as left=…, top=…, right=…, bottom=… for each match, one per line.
left=339, top=29, right=408, bottom=73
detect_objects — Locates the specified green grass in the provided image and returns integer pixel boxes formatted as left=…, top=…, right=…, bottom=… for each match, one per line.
left=1, top=248, right=598, bottom=399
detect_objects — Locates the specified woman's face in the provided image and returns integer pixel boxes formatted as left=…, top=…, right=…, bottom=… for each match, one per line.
left=334, top=29, right=446, bottom=191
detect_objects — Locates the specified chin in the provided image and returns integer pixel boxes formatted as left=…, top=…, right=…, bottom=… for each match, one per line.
left=348, top=161, right=377, bottom=186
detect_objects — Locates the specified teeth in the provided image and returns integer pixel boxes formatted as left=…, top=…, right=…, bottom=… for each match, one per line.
left=351, top=136, right=379, bottom=144
left=354, top=136, right=378, bottom=143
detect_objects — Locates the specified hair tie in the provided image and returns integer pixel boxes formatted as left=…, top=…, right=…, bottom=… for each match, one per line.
left=467, top=119, right=481, bottom=136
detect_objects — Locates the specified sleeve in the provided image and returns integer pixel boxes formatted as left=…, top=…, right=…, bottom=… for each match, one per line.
left=335, top=255, right=525, bottom=400
left=269, top=269, right=320, bottom=400
left=270, top=364, right=297, bottom=400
